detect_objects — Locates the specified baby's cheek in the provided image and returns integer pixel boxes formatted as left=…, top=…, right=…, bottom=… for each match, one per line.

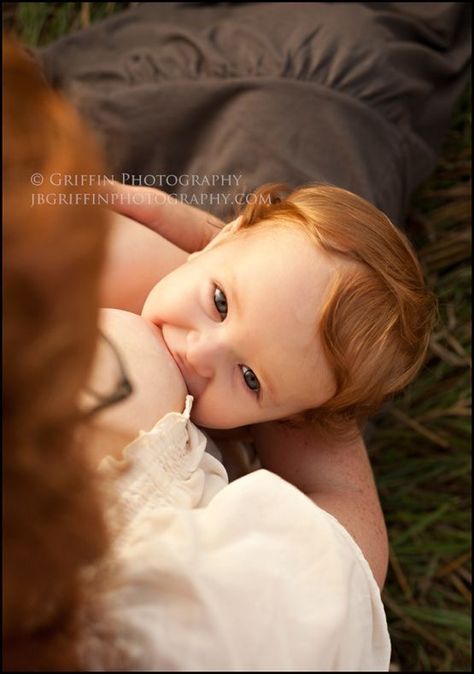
left=141, top=283, right=168, bottom=324
left=142, top=273, right=182, bottom=324
left=141, top=285, right=157, bottom=318
left=188, top=390, right=226, bottom=429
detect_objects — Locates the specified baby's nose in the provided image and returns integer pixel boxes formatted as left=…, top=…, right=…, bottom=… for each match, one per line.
left=186, top=329, right=226, bottom=378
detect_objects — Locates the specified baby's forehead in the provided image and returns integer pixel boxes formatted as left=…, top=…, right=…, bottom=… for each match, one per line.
left=231, top=220, right=351, bottom=270
left=229, top=219, right=308, bottom=250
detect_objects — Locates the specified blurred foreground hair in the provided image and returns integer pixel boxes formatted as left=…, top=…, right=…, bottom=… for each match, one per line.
left=3, top=35, right=110, bottom=671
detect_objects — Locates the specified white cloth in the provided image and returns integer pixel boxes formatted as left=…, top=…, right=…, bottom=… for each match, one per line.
left=81, top=395, right=391, bottom=671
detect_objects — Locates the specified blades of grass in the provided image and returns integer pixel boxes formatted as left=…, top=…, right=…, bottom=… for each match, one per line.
left=389, top=545, right=415, bottom=603
left=418, top=403, right=471, bottom=422
left=418, top=554, right=441, bottom=601
left=377, top=80, right=472, bottom=671
left=383, top=592, right=451, bottom=655
left=448, top=572, right=472, bottom=604
left=392, top=502, right=453, bottom=547
left=401, top=605, right=471, bottom=634
left=423, top=184, right=472, bottom=199
left=45, top=3, right=78, bottom=45
left=429, top=339, right=471, bottom=367
left=17, top=2, right=51, bottom=46
left=81, top=3, right=91, bottom=28
left=428, top=199, right=472, bottom=226
left=389, top=408, right=451, bottom=448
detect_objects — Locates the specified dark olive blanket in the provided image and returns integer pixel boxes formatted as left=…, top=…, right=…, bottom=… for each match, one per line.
left=38, top=2, right=471, bottom=224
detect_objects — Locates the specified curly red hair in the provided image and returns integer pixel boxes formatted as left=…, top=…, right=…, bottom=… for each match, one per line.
left=3, top=36, right=111, bottom=670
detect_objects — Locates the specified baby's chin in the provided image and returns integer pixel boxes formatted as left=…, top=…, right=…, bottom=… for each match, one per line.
left=189, top=404, right=250, bottom=431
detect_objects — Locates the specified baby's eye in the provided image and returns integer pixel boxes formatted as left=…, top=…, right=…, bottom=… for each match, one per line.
left=241, top=365, right=260, bottom=394
left=213, top=286, right=228, bottom=319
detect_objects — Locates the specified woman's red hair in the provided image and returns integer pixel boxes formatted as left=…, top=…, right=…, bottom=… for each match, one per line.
left=3, top=36, right=110, bottom=670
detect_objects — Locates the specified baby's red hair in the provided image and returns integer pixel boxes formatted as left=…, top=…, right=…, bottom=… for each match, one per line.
left=238, top=183, right=437, bottom=435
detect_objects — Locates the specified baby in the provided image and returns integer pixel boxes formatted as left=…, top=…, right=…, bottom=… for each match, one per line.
left=134, top=182, right=436, bottom=435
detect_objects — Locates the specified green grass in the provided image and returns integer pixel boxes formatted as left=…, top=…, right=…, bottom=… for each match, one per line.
left=4, top=4, right=472, bottom=671
left=372, top=84, right=472, bottom=672
left=2, top=2, right=135, bottom=45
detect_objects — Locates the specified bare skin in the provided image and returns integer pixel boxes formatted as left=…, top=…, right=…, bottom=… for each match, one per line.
left=251, top=421, right=389, bottom=589
left=81, top=308, right=187, bottom=463
left=99, top=213, right=189, bottom=314
left=91, top=182, right=389, bottom=589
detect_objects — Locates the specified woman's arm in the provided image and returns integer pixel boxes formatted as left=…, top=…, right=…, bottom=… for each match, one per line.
left=100, top=212, right=189, bottom=313
left=101, top=182, right=226, bottom=313
left=250, top=421, right=389, bottom=590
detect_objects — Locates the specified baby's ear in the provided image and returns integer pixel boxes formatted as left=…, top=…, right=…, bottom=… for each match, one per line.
left=187, top=215, right=243, bottom=261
